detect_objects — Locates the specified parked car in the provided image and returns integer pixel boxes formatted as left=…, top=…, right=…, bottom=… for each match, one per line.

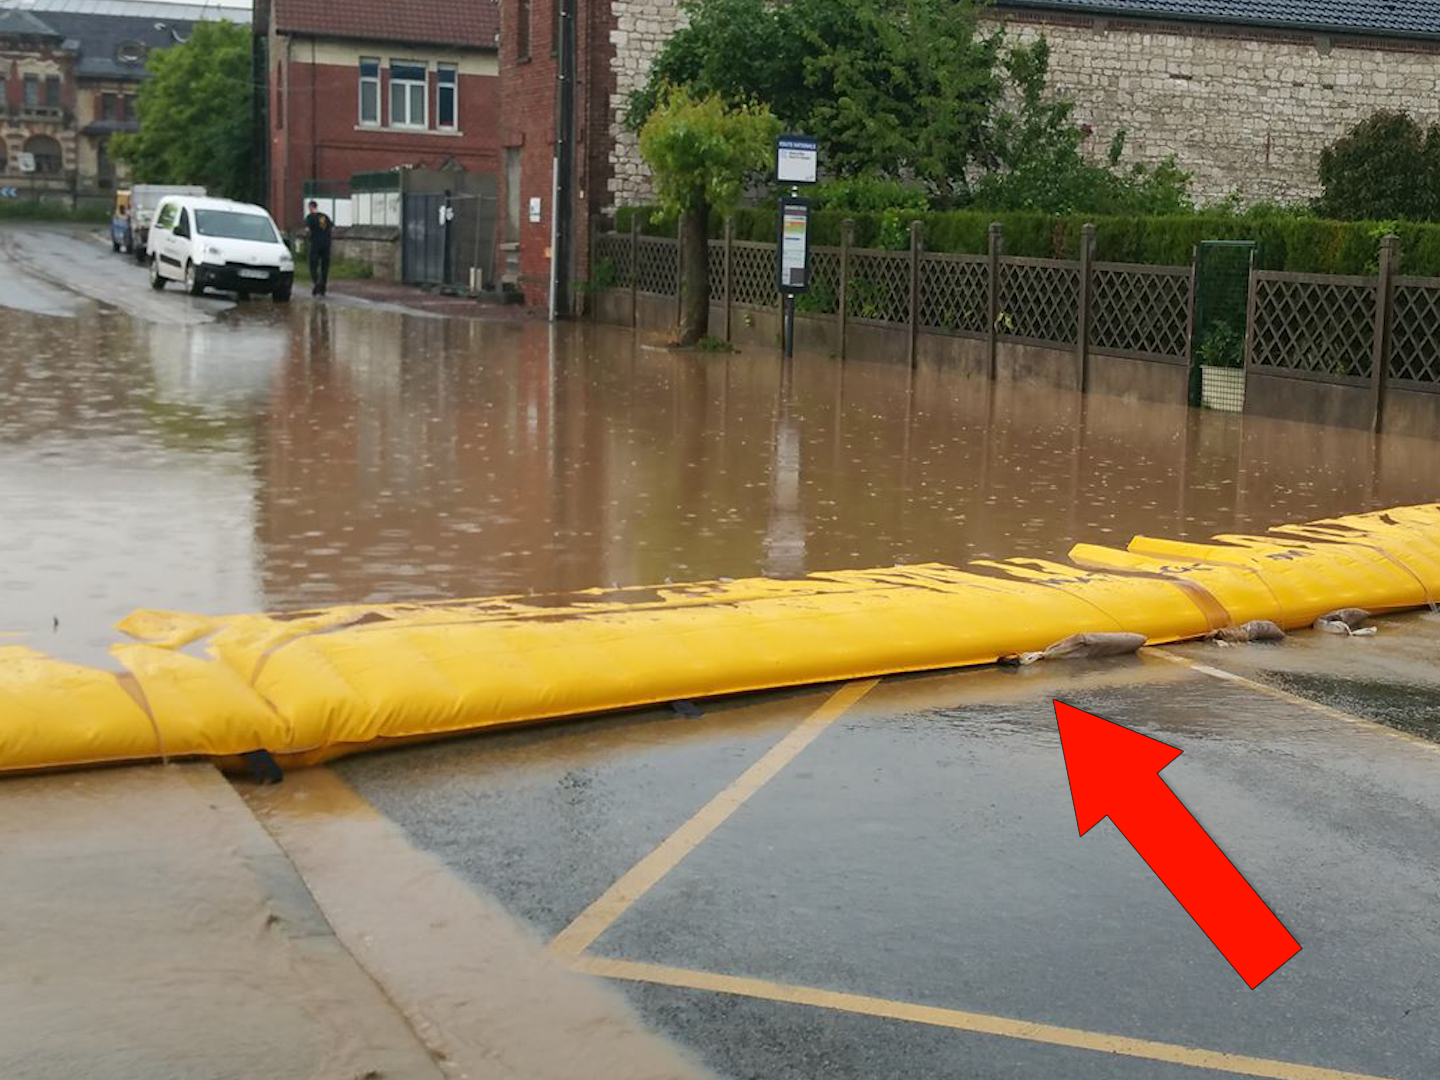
left=146, top=195, right=294, bottom=301
left=129, top=184, right=206, bottom=263
left=110, top=189, right=132, bottom=252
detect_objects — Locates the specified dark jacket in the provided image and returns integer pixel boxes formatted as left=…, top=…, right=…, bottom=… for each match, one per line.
left=304, top=211, right=334, bottom=251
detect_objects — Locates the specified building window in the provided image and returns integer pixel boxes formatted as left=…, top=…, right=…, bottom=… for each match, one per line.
left=436, top=65, right=457, bottom=130
left=517, top=0, right=531, bottom=60
left=101, top=93, right=117, bottom=122
left=25, top=135, right=62, bottom=175
left=276, top=61, right=284, bottom=129
left=45, top=76, right=60, bottom=108
left=504, top=147, right=520, bottom=243
left=119, top=96, right=131, bottom=122
left=23, top=75, right=39, bottom=108
left=97, top=140, right=114, bottom=188
left=359, top=57, right=380, bottom=125
left=389, top=61, right=427, bottom=128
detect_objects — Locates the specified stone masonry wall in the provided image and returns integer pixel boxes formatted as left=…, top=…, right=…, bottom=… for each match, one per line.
left=604, top=0, right=686, bottom=210
left=603, top=3, right=1440, bottom=210
left=996, top=12, right=1440, bottom=204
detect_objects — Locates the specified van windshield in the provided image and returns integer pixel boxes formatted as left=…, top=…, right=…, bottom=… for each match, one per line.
left=194, top=210, right=279, bottom=243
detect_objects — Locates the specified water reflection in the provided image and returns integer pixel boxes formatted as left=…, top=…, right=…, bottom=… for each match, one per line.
left=3, top=299, right=1439, bottom=664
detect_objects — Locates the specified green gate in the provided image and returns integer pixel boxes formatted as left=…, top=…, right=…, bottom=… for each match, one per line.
left=1190, top=240, right=1256, bottom=412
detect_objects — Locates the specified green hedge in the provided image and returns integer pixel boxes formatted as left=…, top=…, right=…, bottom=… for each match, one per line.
left=613, top=205, right=1440, bottom=275
left=0, top=200, right=111, bottom=225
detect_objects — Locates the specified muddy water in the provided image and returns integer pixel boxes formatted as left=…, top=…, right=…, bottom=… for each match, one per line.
left=4, top=287, right=1440, bottom=666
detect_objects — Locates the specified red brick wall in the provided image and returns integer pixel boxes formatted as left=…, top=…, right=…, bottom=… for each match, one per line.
left=499, top=0, right=618, bottom=312
left=268, top=47, right=500, bottom=231
left=499, top=0, right=559, bottom=307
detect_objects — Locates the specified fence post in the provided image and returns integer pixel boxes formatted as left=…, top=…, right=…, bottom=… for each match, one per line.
left=1242, top=249, right=1259, bottom=378
left=987, top=222, right=1003, bottom=381
left=629, top=214, right=639, bottom=329
left=1077, top=223, right=1095, bottom=393
left=908, top=220, right=923, bottom=368
left=723, top=217, right=734, bottom=344
left=1371, top=233, right=1399, bottom=434
left=587, top=215, right=600, bottom=318
left=675, top=216, right=685, bottom=331
left=839, top=218, right=853, bottom=360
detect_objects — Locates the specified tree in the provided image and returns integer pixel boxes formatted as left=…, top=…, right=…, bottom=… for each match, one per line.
left=796, top=0, right=1000, bottom=203
left=627, top=0, right=1002, bottom=204
left=639, top=88, right=780, bottom=345
left=1317, top=111, right=1440, bottom=221
left=624, top=0, right=810, bottom=131
left=112, top=21, right=256, bottom=201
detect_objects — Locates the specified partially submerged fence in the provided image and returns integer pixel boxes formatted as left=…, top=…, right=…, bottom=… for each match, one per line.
left=1245, top=236, right=1440, bottom=433
left=588, top=220, right=1440, bottom=436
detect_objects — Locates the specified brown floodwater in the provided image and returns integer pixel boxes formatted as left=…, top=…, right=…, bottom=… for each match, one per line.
left=4, top=294, right=1440, bottom=666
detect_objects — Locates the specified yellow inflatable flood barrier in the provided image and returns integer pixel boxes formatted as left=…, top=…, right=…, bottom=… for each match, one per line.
left=3, top=503, right=1439, bottom=775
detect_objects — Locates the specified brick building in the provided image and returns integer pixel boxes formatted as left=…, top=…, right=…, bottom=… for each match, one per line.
left=495, top=0, right=616, bottom=311
left=254, top=0, right=501, bottom=231
left=0, top=0, right=222, bottom=204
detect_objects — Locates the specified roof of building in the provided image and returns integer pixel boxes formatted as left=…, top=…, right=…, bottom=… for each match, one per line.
left=0, top=0, right=246, bottom=23
left=271, top=0, right=498, bottom=50
left=1001, top=1, right=1440, bottom=40
left=0, top=6, right=62, bottom=34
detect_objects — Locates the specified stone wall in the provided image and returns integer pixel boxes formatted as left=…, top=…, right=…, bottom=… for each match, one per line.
left=604, top=0, right=686, bottom=210
left=996, top=12, right=1440, bottom=204
left=330, top=226, right=402, bottom=283
left=601, top=2, right=1440, bottom=209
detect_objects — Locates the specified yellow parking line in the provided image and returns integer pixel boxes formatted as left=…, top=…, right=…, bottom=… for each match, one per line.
left=1150, top=650, right=1440, bottom=753
left=548, top=679, right=878, bottom=959
left=571, top=955, right=1413, bottom=1080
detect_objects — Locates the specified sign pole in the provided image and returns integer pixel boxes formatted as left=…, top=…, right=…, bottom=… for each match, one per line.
left=775, top=134, right=818, bottom=360
left=784, top=183, right=797, bottom=358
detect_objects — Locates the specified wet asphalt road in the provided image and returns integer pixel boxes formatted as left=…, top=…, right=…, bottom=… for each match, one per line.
left=340, top=635, right=1440, bottom=1080
left=4, top=223, right=1440, bottom=1079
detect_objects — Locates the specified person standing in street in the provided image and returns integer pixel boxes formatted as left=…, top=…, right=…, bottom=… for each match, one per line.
left=304, top=200, right=333, bottom=296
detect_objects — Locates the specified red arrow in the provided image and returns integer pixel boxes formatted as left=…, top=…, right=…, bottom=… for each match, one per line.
left=1054, top=701, right=1301, bottom=988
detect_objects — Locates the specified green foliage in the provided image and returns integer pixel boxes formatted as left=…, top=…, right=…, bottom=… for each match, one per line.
left=805, top=176, right=928, bottom=215
left=623, top=0, right=810, bottom=131
left=0, top=201, right=110, bottom=224
left=1196, top=321, right=1244, bottom=369
left=638, top=87, right=781, bottom=217
left=969, top=38, right=1192, bottom=216
left=797, top=0, right=1000, bottom=202
left=629, top=0, right=1001, bottom=203
left=669, top=204, right=1440, bottom=274
left=1316, top=111, right=1440, bottom=222
left=111, top=21, right=256, bottom=201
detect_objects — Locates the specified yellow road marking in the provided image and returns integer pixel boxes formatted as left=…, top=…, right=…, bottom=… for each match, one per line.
left=548, top=679, right=878, bottom=959
left=571, top=956, right=1414, bottom=1080
left=1150, top=649, right=1440, bottom=754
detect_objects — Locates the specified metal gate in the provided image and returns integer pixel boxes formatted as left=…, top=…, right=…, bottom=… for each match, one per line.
left=403, top=193, right=449, bottom=286
left=1190, top=240, right=1256, bottom=412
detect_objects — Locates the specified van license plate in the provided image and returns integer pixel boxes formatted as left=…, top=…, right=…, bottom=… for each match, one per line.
left=239, top=269, right=270, bottom=280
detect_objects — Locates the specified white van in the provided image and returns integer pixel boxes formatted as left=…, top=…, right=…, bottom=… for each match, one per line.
left=147, top=196, right=295, bottom=301
left=128, top=184, right=206, bottom=261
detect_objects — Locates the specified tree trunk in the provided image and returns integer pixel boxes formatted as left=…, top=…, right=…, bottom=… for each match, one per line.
left=674, top=204, right=709, bottom=346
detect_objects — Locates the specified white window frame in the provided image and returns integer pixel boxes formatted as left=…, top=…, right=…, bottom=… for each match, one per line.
left=358, top=57, right=381, bottom=126
left=436, top=64, right=459, bottom=131
left=389, top=60, right=428, bottom=129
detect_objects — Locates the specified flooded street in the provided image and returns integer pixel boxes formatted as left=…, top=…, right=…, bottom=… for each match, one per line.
left=5, top=226, right=1440, bottom=666
left=4, top=225, right=1440, bottom=1080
